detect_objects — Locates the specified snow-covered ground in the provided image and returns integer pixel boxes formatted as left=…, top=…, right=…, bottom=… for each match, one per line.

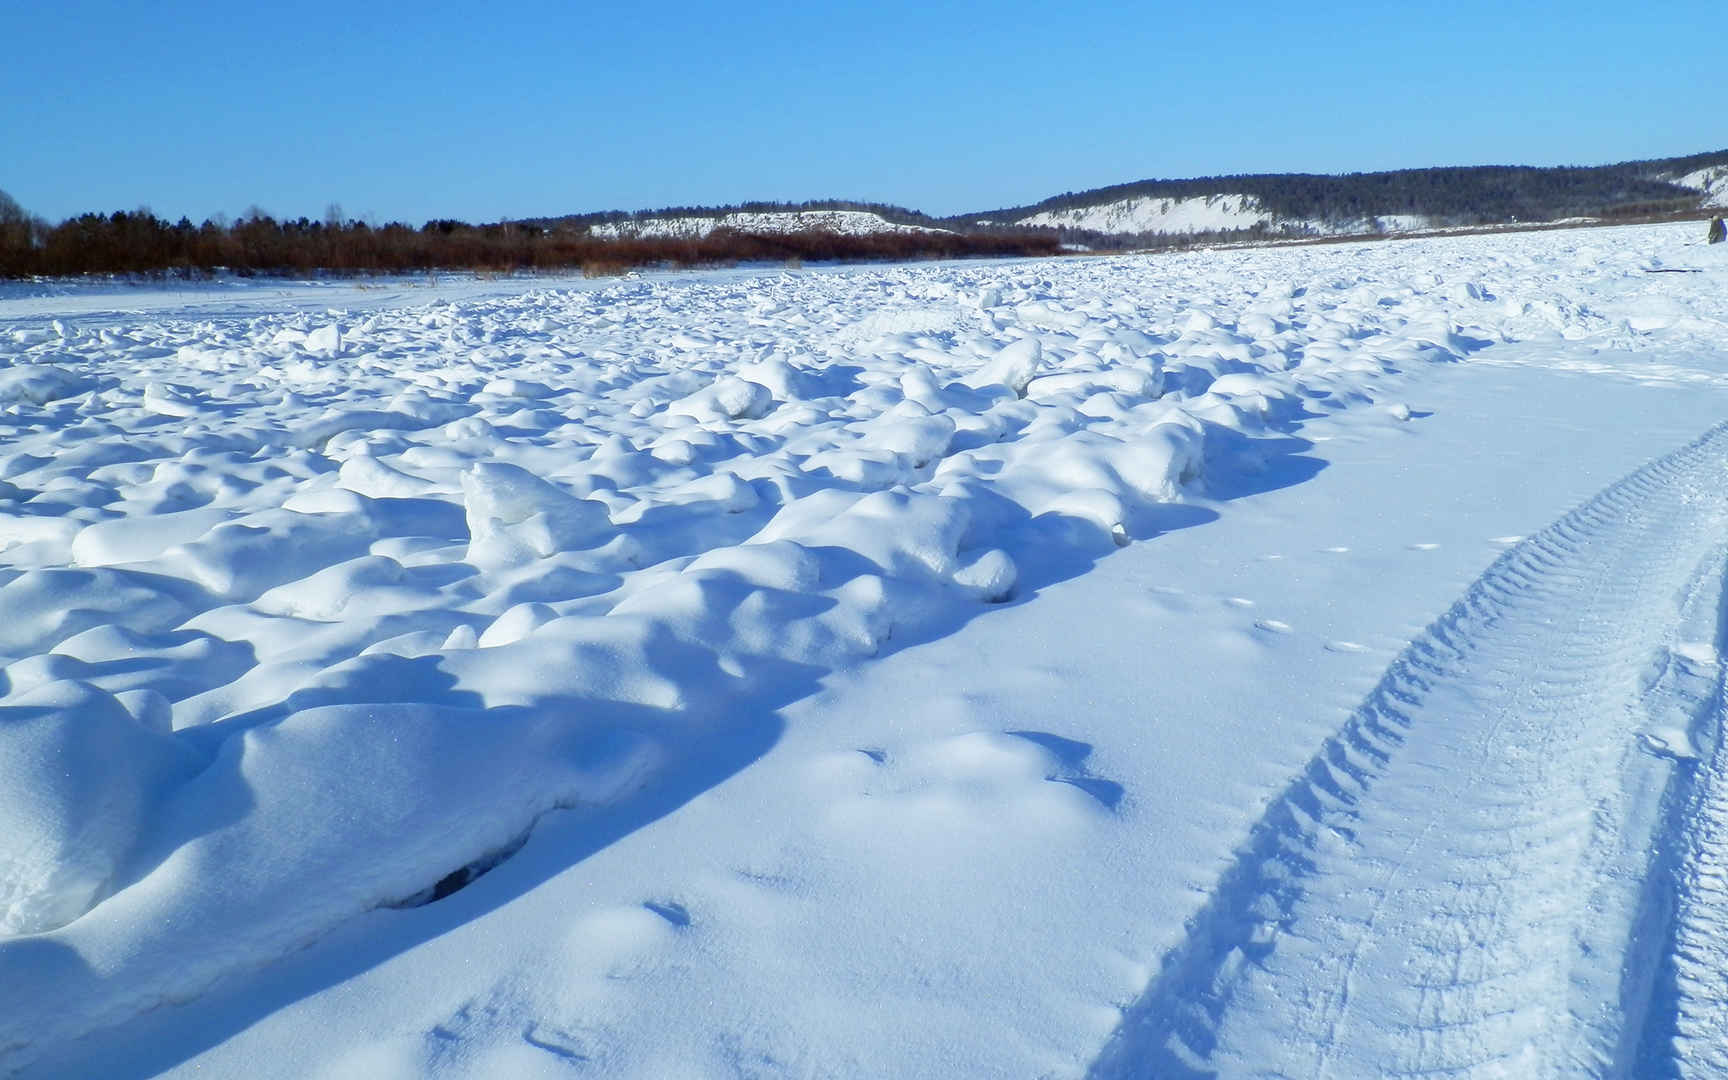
left=587, top=210, right=947, bottom=240
left=3, top=223, right=1728, bottom=1078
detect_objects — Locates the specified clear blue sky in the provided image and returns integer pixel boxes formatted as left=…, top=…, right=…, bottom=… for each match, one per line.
left=3, top=0, right=1720, bottom=226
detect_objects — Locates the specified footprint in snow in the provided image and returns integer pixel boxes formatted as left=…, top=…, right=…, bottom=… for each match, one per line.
left=1325, top=640, right=1369, bottom=653
left=1147, top=587, right=1195, bottom=614
left=1254, top=619, right=1293, bottom=634
left=1408, top=542, right=1441, bottom=551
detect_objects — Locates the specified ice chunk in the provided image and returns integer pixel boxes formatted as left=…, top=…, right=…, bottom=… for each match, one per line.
left=0, top=365, right=92, bottom=405
left=899, top=364, right=944, bottom=407
left=865, top=414, right=956, bottom=467
left=480, top=378, right=555, bottom=399
left=666, top=377, right=774, bottom=423
left=141, top=382, right=201, bottom=417
left=953, top=549, right=1018, bottom=602
left=736, top=357, right=814, bottom=401
left=462, top=462, right=613, bottom=569
left=1023, top=368, right=1161, bottom=402
left=965, top=338, right=1043, bottom=396
left=304, top=324, right=342, bottom=357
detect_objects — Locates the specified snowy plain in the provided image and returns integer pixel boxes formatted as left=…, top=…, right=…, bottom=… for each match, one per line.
left=2, top=223, right=1728, bottom=1078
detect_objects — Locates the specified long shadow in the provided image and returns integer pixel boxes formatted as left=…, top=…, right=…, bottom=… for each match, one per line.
left=1196, top=428, right=1327, bottom=503
left=12, top=674, right=804, bottom=1080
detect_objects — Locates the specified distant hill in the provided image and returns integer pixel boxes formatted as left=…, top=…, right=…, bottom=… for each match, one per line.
left=511, top=150, right=1728, bottom=253
left=9, top=150, right=1727, bottom=279
left=517, top=200, right=968, bottom=238
left=958, top=149, right=1728, bottom=247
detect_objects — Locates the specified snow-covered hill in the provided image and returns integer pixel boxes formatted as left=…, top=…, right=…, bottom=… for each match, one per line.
left=589, top=209, right=949, bottom=240
left=1010, top=192, right=1436, bottom=238
left=1672, top=165, right=1728, bottom=208
left=979, top=150, right=1728, bottom=241
left=1015, top=192, right=1272, bottom=234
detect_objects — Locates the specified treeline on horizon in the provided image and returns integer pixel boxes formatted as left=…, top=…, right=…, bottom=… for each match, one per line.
left=0, top=193, right=1060, bottom=280
left=973, top=148, right=1728, bottom=230
left=9, top=145, right=1727, bottom=279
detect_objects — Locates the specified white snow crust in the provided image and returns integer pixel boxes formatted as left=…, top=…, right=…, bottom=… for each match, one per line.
left=3, top=224, right=1728, bottom=1077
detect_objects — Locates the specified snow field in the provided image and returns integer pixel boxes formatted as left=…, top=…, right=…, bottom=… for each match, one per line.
left=1, top=223, right=1726, bottom=1074
left=0, top=241, right=1487, bottom=1062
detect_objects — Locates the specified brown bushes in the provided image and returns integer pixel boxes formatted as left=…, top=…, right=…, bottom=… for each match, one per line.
left=0, top=206, right=1062, bottom=279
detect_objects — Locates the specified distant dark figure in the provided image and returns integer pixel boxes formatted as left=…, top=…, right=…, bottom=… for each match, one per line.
left=1710, top=217, right=1727, bottom=244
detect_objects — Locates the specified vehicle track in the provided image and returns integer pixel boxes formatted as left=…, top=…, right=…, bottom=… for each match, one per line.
left=1653, top=676, right=1728, bottom=1079
left=1089, top=422, right=1728, bottom=1079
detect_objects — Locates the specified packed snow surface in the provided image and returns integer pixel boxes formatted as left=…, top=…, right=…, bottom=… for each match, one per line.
left=4, top=224, right=1728, bottom=1077
left=586, top=210, right=947, bottom=240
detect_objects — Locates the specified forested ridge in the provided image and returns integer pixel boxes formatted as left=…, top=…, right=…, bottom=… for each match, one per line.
left=968, top=148, right=1728, bottom=228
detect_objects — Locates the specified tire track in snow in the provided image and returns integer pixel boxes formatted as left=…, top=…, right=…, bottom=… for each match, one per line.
left=1651, top=660, right=1728, bottom=1078
left=1088, top=422, right=1728, bottom=1079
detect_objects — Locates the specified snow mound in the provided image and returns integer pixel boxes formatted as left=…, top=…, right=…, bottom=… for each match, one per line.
left=666, top=376, right=775, bottom=422
left=965, top=337, right=1044, bottom=396
left=462, top=462, right=613, bottom=569
left=0, top=364, right=92, bottom=404
left=0, top=681, right=197, bottom=935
